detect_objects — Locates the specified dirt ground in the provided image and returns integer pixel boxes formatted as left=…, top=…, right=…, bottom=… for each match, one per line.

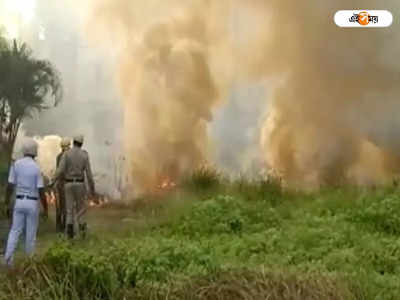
left=0, top=203, right=150, bottom=258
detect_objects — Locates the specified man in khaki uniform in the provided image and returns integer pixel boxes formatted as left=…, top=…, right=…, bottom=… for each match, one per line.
left=55, top=137, right=70, bottom=233
left=53, top=135, right=95, bottom=239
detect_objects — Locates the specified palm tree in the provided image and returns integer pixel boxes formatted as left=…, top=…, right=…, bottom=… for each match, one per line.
left=0, top=38, right=62, bottom=167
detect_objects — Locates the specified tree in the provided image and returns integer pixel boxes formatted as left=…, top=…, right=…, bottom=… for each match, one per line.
left=0, top=37, right=62, bottom=167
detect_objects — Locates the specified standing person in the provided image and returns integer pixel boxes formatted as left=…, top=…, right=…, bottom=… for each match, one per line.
left=55, top=137, right=70, bottom=233
left=52, top=135, right=95, bottom=239
left=3, top=138, right=48, bottom=266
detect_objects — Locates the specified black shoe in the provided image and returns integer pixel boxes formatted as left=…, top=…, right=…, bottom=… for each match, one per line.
left=79, top=223, right=87, bottom=239
left=67, top=224, right=74, bottom=239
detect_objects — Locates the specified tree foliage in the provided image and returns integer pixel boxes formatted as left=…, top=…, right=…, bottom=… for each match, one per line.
left=0, top=36, right=62, bottom=165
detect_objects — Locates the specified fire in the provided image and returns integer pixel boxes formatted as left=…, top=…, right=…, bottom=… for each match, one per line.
left=46, top=191, right=56, bottom=205
left=158, top=179, right=177, bottom=190
left=89, top=195, right=109, bottom=207
left=45, top=192, right=110, bottom=207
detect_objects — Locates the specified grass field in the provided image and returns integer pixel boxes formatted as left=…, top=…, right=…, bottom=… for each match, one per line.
left=1, top=170, right=400, bottom=299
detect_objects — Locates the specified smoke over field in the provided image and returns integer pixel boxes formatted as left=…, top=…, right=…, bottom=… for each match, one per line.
left=86, top=0, right=232, bottom=193
left=4, top=0, right=400, bottom=195
left=248, top=0, right=400, bottom=187
left=84, top=0, right=400, bottom=191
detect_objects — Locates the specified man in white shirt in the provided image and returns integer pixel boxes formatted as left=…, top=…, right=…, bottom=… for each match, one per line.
left=3, top=138, right=48, bottom=266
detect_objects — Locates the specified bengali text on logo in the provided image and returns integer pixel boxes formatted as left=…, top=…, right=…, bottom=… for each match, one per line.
left=334, top=10, right=392, bottom=27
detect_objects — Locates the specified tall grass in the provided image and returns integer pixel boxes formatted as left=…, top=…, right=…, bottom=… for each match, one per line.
left=181, top=166, right=225, bottom=195
left=3, top=266, right=358, bottom=300
left=1, top=176, right=400, bottom=299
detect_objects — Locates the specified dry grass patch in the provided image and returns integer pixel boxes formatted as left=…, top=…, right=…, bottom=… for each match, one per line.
left=133, top=270, right=361, bottom=300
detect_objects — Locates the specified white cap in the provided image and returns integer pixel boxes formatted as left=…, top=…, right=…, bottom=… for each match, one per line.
left=73, top=135, right=84, bottom=144
left=22, top=138, right=38, bottom=157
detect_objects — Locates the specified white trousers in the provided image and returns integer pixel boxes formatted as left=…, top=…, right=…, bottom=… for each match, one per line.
left=4, top=198, right=39, bottom=266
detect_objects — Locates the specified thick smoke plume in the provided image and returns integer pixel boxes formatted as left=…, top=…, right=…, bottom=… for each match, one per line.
left=84, top=0, right=400, bottom=191
left=88, top=0, right=231, bottom=194
left=236, top=0, right=400, bottom=187
left=13, top=133, right=61, bottom=179
left=34, top=135, right=62, bottom=179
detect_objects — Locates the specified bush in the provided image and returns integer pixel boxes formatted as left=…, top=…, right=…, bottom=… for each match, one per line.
left=3, top=180, right=400, bottom=299
left=232, top=176, right=283, bottom=204
left=0, top=156, right=8, bottom=187
left=348, top=194, right=400, bottom=235
left=170, top=195, right=281, bottom=237
left=181, top=166, right=223, bottom=192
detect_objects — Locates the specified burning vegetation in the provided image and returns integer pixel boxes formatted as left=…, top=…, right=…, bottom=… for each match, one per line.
left=45, top=190, right=109, bottom=208
left=8, top=0, right=400, bottom=197
left=82, top=0, right=400, bottom=193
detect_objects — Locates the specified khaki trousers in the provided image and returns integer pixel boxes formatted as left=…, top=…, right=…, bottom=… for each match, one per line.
left=65, top=182, right=87, bottom=226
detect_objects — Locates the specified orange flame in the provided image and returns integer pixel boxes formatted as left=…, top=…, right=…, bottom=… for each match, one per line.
left=46, top=191, right=56, bottom=205
left=158, top=178, right=176, bottom=190
left=46, top=192, right=110, bottom=207
left=89, top=196, right=109, bottom=207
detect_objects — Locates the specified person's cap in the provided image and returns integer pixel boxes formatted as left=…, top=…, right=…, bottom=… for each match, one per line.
left=22, top=138, right=38, bottom=157
left=60, top=137, right=71, bottom=148
left=73, top=135, right=84, bottom=144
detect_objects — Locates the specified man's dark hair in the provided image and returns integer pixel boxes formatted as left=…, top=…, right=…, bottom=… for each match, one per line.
left=73, top=141, right=83, bottom=148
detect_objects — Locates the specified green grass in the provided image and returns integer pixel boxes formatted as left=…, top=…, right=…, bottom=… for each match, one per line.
left=1, top=173, right=400, bottom=299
